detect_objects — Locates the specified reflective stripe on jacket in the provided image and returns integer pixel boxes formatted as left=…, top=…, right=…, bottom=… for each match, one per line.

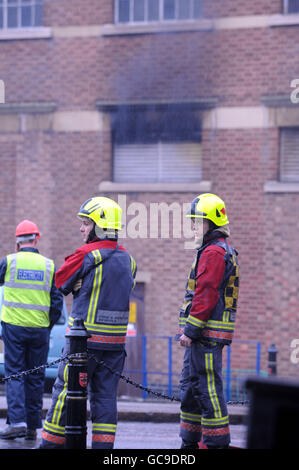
left=2, top=251, right=55, bottom=328
left=56, top=239, right=137, bottom=350
left=179, top=235, right=239, bottom=345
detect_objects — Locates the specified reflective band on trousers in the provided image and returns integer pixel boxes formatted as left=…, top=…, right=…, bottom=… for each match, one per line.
left=92, top=434, right=115, bottom=443
left=41, top=430, right=66, bottom=445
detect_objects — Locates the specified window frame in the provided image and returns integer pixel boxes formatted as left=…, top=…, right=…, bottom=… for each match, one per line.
left=0, top=0, right=43, bottom=29
left=114, top=0, right=203, bottom=25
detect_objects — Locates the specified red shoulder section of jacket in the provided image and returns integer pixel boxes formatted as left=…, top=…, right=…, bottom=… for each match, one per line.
left=55, top=240, right=127, bottom=289
left=203, top=239, right=227, bottom=255
left=188, top=240, right=226, bottom=322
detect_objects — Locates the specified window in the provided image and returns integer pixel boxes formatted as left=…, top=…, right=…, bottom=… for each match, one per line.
left=114, top=142, right=202, bottom=183
left=115, top=0, right=203, bottom=24
left=284, top=0, right=299, bottom=13
left=280, top=128, right=299, bottom=182
left=112, top=106, right=202, bottom=183
left=0, top=0, right=43, bottom=29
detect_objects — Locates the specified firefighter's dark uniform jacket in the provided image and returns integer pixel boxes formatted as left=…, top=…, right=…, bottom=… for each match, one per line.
left=179, top=232, right=238, bottom=344
left=56, top=239, right=136, bottom=350
left=40, top=238, right=137, bottom=449
left=178, top=231, right=239, bottom=449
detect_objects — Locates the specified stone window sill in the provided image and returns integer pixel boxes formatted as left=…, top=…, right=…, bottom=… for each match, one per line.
left=269, top=13, right=299, bottom=27
left=100, top=19, right=212, bottom=36
left=264, top=181, right=299, bottom=193
left=0, top=27, right=52, bottom=41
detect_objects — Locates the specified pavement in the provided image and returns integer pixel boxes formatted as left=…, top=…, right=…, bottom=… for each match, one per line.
left=0, top=393, right=249, bottom=424
left=0, top=393, right=248, bottom=450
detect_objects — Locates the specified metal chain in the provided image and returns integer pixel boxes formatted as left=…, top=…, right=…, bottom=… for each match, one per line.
left=0, top=351, right=249, bottom=406
left=0, top=353, right=79, bottom=383
left=227, top=400, right=249, bottom=406
left=89, top=354, right=250, bottom=405
left=88, top=353, right=181, bottom=402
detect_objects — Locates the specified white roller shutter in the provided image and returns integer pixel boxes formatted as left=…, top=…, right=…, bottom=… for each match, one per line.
left=280, top=128, right=299, bottom=182
left=114, top=141, right=202, bottom=182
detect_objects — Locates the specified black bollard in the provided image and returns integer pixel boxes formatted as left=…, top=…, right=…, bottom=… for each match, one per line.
left=267, top=343, right=278, bottom=376
left=65, top=318, right=90, bottom=449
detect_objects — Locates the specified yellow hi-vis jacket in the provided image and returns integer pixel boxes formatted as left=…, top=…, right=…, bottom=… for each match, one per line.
left=2, top=251, right=55, bottom=328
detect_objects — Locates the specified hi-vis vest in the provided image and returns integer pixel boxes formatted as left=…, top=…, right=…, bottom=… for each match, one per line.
left=179, top=238, right=239, bottom=345
left=2, top=251, right=55, bottom=328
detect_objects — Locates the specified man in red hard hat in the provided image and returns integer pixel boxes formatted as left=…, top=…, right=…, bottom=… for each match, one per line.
left=15, top=220, right=40, bottom=244
left=0, top=220, right=63, bottom=440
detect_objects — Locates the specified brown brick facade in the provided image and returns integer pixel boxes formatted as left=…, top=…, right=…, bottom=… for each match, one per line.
left=1, top=0, right=299, bottom=382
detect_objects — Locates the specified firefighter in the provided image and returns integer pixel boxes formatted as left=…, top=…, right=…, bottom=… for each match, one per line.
left=39, top=197, right=137, bottom=449
left=178, top=194, right=239, bottom=449
left=0, top=220, right=63, bottom=440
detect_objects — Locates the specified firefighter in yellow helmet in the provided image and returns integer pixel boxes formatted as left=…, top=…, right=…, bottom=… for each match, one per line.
left=178, top=194, right=239, bottom=449
left=40, top=197, right=137, bottom=449
left=0, top=220, right=63, bottom=440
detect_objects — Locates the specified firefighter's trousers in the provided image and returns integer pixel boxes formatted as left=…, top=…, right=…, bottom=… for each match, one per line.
left=179, top=341, right=230, bottom=449
left=40, top=340, right=126, bottom=449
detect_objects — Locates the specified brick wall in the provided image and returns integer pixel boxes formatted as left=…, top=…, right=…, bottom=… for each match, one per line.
left=43, top=0, right=113, bottom=26
left=0, top=137, right=18, bottom=253
left=99, top=27, right=298, bottom=106
left=204, top=0, right=282, bottom=17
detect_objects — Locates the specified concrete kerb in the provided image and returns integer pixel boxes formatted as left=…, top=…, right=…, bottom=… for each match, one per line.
left=0, top=395, right=248, bottom=424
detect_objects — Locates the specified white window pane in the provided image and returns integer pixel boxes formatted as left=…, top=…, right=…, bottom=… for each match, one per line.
left=34, top=3, right=43, bottom=25
left=178, top=0, right=190, bottom=19
left=134, top=0, right=145, bottom=21
left=118, top=0, right=130, bottom=22
left=193, top=0, right=202, bottom=18
left=148, top=0, right=159, bottom=20
left=164, top=0, right=175, bottom=20
left=7, top=6, right=18, bottom=27
left=288, top=0, right=299, bottom=13
left=21, top=6, right=31, bottom=27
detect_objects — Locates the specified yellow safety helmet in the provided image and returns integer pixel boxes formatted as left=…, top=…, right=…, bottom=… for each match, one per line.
left=77, top=197, right=122, bottom=231
left=186, top=193, right=229, bottom=226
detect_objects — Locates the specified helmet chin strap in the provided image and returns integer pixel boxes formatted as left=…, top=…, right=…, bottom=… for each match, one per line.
left=94, top=224, right=118, bottom=241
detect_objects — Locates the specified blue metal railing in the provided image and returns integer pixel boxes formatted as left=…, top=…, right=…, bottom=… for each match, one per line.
left=224, top=339, right=262, bottom=401
left=124, top=335, right=178, bottom=399
left=123, top=335, right=262, bottom=400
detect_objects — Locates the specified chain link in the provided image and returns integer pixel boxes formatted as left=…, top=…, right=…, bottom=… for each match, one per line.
left=0, top=351, right=249, bottom=406
left=88, top=353, right=181, bottom=402
left=0, top=353, right=79, bottom=383
left=227, top=400, right=249, bottom=406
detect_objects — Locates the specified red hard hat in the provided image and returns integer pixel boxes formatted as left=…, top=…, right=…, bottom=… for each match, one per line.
left=15, top=220, right=40, bottom=239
